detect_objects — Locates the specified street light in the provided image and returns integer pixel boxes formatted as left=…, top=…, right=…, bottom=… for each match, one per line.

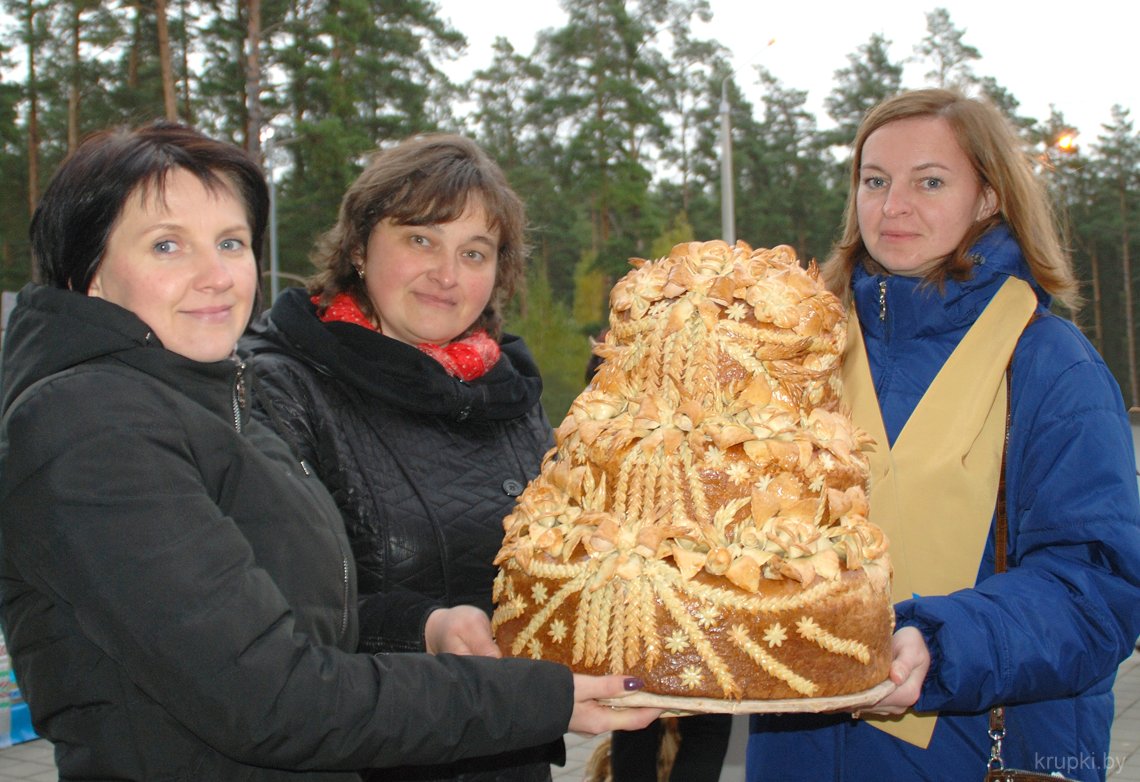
left=1036, top=127, right=1079, bottom=173
left=1053, top=129, right=1079, bottom=154
left=267, top=142, right=280, bottom=303
left=261, top=125, right=299, bottom=304
left=720, top=77, right=735, bottom=245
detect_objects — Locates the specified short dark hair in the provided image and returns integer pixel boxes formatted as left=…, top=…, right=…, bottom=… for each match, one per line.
left=307, top=133, right=528, bottom=340
left=31, top=121, right=269, bottom=295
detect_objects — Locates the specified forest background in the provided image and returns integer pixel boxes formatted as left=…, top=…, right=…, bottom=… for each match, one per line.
left=0, top=0, right=1136, bottom=422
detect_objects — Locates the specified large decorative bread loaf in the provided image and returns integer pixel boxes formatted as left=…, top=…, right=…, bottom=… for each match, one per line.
left=492, top=240, right=893, bottom=700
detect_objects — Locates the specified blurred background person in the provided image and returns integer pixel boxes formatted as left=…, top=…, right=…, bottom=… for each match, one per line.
left=583, top=332, right=733, bottom=782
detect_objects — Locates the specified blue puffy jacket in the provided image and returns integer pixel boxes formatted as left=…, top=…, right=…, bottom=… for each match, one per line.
left=747, top=225, right=1140, bottom=782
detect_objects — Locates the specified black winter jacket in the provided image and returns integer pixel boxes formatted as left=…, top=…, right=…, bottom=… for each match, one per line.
left=241, top=288, right=559, bottom=782
left=241, top=288, right=554, bottom=653
left=0, top=284, right=573, bottom=781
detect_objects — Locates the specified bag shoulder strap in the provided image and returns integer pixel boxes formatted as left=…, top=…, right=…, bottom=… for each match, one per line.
left=994, top=363, right=1011, bottom=575
left=994, top=310, right=1039, bottom=575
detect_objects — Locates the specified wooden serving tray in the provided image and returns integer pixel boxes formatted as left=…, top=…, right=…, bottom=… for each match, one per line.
left=600, top=679, right=895, bottom=715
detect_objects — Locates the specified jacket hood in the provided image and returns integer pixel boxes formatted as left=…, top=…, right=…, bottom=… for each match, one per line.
left=1, top=283, right=242, bottom=423
left=1, top=284, right=158, bottom=413
left=241, top=287, right=544, bottom=421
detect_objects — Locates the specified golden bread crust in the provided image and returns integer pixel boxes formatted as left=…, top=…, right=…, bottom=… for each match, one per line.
left=492, top=240, right=893, bottom=699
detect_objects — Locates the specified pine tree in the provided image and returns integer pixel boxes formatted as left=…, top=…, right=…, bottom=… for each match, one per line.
left=914, top=7, right=980, bottom=90
left=467, top=36, right=587, bottom=302
left=1091, top=106, right=1140, bottom=406
left=533, top=0, right=682, bottom=277
left=733, top=68, right=839, bottom=262
left=823, top=32, right=902, bottom=152
left=261, top=0, right=466, bottom=280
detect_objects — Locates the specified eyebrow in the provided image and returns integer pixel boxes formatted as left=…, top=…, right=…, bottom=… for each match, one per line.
left=142, top=221, right=251, bottom=236
left=860, top=161, right=952, bottom=173
left=465, top=234, right=498, bottom=249
left=416, top=222, right=499, bottom=248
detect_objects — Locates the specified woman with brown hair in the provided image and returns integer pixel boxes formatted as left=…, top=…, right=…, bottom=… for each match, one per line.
left=746, top=89, right=1140, bottom=781
left=242, top=134, right=566, bottom=781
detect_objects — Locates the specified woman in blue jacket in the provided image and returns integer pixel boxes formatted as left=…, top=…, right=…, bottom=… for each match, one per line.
left=746, top=89, right=1140, bottom=781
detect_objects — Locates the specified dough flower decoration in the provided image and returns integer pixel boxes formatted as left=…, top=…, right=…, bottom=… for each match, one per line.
left=493, top=241, right=893, bottom=700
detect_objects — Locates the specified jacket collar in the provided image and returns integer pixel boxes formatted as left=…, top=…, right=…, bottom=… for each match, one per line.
left=852, top=223, right=1047, bottom=342
left=2, top=284, right=245, bottom=425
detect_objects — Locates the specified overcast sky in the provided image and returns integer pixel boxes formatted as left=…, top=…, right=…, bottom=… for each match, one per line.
left=437, top=0, right=1137, bottom=147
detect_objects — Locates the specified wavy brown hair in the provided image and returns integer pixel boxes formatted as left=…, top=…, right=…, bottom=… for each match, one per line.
left=307, top=133, right=528, bottom=340
left=824, top=88, right=1078, bottom=312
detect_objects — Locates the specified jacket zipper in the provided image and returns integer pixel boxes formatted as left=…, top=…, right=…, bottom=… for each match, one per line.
left=878, top=279, right=888, bottom=322
left=232, top=360, right=246, bottom=433
left=228, top=360, right=350, bottom=638
left=236, top=359, right=350, bottom=637
left=340, top=556, right=351, bottom=637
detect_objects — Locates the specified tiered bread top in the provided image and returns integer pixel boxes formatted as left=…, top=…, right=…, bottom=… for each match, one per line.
left=493, top=240, right=890, bottom=698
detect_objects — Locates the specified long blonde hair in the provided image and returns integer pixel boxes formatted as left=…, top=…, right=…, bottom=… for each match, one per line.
left=824, top=89, right=1078, bottom=311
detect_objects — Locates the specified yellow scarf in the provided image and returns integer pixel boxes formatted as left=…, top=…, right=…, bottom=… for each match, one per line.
left=840, top=277, right=1037, bottom=747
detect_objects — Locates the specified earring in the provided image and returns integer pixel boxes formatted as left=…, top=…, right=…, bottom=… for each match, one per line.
left=355, top=265, right=365, bottom=280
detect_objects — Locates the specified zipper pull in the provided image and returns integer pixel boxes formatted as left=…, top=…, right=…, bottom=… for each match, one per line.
left=878, top=279, right=888, bottom=322
left=236, top=362, right=247, bottom=408
left=232, top=360, right=247, bottom=432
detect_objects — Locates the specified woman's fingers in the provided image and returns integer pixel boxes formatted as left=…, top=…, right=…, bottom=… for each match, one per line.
left=858, top=626, right=930, bottom=716
left=568, top=674, right=663, bottom=735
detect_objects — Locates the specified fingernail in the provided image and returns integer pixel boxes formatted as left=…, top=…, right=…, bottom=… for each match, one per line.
left=624, top=677, right=645, bottom=691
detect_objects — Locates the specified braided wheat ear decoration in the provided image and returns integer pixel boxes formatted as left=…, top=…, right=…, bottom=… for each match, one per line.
left=494, top=240, right=892, bottom=699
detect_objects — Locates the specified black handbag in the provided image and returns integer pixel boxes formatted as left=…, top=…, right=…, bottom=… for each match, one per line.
left=983, top=368, right=1077, bottom=782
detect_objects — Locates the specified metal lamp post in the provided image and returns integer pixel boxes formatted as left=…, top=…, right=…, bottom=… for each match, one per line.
left=262, top=126, right=300, bottom=304
left=720, top=78, right=735, bottom=245
left=266, top=137, right=280, bottom=304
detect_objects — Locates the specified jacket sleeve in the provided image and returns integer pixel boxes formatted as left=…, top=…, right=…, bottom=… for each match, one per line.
left=899, top=323, right=1140, bottom=713
left=2, top=371, right=574, bottom=770
left=358, top=586, right=442, bottom=653
left=248, top=353, right=444, bottom=653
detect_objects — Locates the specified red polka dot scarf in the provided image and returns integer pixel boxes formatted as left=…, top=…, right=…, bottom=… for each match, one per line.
left=314, top=293, right=500, bottom=382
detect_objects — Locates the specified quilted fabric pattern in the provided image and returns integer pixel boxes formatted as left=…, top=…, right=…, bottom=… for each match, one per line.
left=241, top=288, right=553, bottom=654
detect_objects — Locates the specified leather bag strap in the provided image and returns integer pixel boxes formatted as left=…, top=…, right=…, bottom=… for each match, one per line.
left=994, top=364, right=1011, bottom=575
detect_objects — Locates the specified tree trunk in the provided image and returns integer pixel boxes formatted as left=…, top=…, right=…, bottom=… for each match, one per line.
left=1090, top=246, right=1104, bottom=352
left=156, top=0, right=178, bottom=120
left=179, top=0, right=192, bottom=120
left=68, top=4, right=81, bottom=152
left=1119, top=181, right=1138, bottom=406
left=127, top=1, right=141, bottom=89
left=245, top=0, right=263, bottom=158
left=25, top=0, right=40, bottom=282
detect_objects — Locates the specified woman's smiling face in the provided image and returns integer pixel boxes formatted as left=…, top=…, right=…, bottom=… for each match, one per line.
left=88, top=168, right=257, bottom=362
left=359, top=199, right=499, bottom=346
left=856, top=115, right=997, bottom=277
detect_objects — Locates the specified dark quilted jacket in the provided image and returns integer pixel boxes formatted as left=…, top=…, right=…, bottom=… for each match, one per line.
left=240, top=288, right=559, bottom=782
